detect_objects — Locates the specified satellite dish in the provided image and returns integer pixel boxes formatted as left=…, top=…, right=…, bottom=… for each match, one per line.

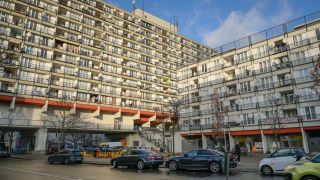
left=248, top=113, right=254, bottom=118
left=274, top=59, right=281, bottom=64
left=274, top=93, right=281, bottom=99
left=282, top=57, right=289, bottom=62
left=235, top=99, right=242, bottom=105
left=223, top=100, right=230, bottom=107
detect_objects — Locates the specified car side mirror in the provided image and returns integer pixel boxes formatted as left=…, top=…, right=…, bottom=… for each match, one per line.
left=183, top=154, right=188, bottom=158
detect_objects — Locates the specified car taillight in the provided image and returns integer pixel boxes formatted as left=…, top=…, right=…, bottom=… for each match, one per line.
left=148, top=156, right=156, bottom=160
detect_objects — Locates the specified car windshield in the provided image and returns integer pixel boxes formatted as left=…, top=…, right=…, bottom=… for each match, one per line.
left=311, top=154, right=320, bottom=163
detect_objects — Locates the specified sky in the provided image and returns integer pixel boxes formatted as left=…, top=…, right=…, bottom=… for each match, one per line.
left=106, top=0, right=320, bottom=48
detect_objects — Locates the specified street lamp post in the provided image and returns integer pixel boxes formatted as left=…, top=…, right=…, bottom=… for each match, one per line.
left=223, top=101, right=230, bottom=180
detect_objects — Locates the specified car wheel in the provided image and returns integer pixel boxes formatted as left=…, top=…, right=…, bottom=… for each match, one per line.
left=301, top=175, right=320, bottom=180
left=64, top=158, right=70, bottom=165
left=168, top=161, right=178, bottom=171
left=78, top=160, right=83, bottom=164
left=209, top=162, right=221, bottom=173
left=112, top=160, right=118, bottom=168
left=261, top=165, right=273, bottom=175
left=48, top=158, right=53, bottom=164
left=137, top=160, right=145, bottom=170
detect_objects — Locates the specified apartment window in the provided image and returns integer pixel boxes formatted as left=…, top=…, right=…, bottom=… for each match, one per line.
left=300, top=88, right=315, bottom=100
left=259, top=60, right=271, bottom=73
left=21, top=58, right=32, bottom=68
left=64, top=66, right=74, bottom=75
left=77, top=92, right=89, bottom=102
left=294, top=51, right=306, bottom=60
left=19, top=71, right=33, bottom=81
left=204, top=118, right=212, bottom=125
left=25, top=45, right=34, bottom=55
left=240, top=81, right=251, bottom=93
left=293, top=34, right=304, bottom=46
left=28, top=9, right=38, bottom=18
left=27, top=33, right=36, bottom=42
left=78, top=81, right=90, bottom=90
left=40, top=36, right=48, bottom=46
left=79, top=59, right=91, bottom=67
left=298, top=68, right=309, bottom=78
left=17, top=84, right=26, bottom=94
left=243, top=114, right=254, bottom=125
left=27, top=21, right=37, bottom=30
left=201, top=64, right=207, bottom=72
left=32, top=86, right=46, bottom=96
left=39, top=48, right=47, bottom=58
left=79, top=70, right=90, bottom=79
left=65, top=55, right=76, bottom=64
left=193, top=120, right=200, bottom=127
left=260, top=77, right=273, bottom=89
left=305, top=106, right=316, bottom=120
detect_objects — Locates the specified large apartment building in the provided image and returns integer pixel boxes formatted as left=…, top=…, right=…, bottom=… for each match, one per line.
left=1, top=0, right=319, bottom=155
left=178, top=12, right=320, bottom=153
left=0, top=0, right=213, bottom=153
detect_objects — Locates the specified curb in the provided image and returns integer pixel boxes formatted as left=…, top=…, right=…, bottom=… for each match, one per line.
left=9, top=156, right=34, bottom=160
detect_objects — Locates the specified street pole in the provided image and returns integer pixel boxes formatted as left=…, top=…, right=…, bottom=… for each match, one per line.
left=223, top=118, right=229, bottom=180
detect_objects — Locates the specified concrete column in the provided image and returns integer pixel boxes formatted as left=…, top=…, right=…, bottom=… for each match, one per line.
left=229, top=132, right=235, bottom=151
left=174, top=133, right=182, bottom=154
left=202, top=134, right=207, bottom=149
left=301, top=128, right=309, bottom=153
left=261, top=132, right=268, bottom=153
left=33, top=128, right=48, bottom=154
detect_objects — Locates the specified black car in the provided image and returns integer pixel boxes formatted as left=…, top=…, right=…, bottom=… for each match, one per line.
left=0, top=147, right=9, bottom=157
left=165, top=149, right=237, bottom=173
left=48, top=150, right=83, bottom=164
left=111, top=150, right=163, bottom=170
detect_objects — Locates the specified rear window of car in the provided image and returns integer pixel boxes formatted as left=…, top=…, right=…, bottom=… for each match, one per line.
left=271, top=149, right=292, bottom=157
left=292, top=149, right=306, bottom=156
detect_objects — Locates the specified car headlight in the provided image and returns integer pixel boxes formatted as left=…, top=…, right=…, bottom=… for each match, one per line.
left=285, top=163, right=303, bottom=171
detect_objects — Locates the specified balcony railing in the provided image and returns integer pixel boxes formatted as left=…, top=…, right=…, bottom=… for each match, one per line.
left=0, top=118, right=135, bottom=131
left=180, top=114, right=320, bottom=131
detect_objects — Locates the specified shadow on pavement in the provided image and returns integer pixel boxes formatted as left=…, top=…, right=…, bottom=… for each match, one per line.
left=110, top=166, right=239, bottom=178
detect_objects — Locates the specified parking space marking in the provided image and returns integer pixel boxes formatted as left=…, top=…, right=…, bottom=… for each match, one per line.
left=0, top=165, right=82, bottom=180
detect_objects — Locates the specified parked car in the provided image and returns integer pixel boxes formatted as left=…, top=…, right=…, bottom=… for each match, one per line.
left=165, top=149, right=237, bottom=173
left=0, top=147, right=9, bottom=157
left=284, top=153, right=320, bottom=180
left=111, top=150, right=163, bottom=170
left=259, top=148, right=308, bottom=175
left=48, top=150, right=83, bottom=164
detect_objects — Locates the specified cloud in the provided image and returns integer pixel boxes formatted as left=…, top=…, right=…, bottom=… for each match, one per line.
left=202, top=0, right=294, bottom=48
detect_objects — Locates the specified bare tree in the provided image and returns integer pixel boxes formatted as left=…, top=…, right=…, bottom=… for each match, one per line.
left=43, top=98, right=89, bottom=151
left=65, top=121, right=91, bottom=145
left=155, top=96, right=182, bottom=155
left=210, top=93, right=225, bottom=150
left=310, top=55, right=320, bottom=94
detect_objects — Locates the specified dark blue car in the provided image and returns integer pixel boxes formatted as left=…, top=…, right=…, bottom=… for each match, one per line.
left=165, top=149, right=237, bottom=173
left=111, top=150, right=163, bottom=170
